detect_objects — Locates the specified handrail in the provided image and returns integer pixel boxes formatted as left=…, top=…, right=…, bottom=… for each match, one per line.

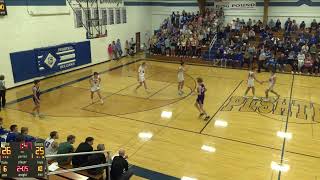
left=46, top=150, right=111, bottom=158
left=47, top=163, right=111, bottom=175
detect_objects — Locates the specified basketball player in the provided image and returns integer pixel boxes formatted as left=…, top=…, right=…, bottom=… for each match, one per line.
left=264, top=70, right=280, bottom=102
left=135, top=62, right=148, bottom=91
left=243, top=68, right=261, bottom=100
left=178, top=62, right=185, bottom=95
left=44, top=131, right=59, bottom=161
left=32, top=80, right=42, bottom=117
left=195, top=77, right=210, bottom=120
left=90, top=72, right=104, bottom=104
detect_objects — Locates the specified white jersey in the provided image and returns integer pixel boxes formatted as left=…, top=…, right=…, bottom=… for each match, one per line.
left=44, top=138, right=57, bottom=156
left=247, top=71, right=255, bottom=87
left=178, top=66, right=184, bottom=82
left=138, top=66, right=145, bottom=82
left=268, top=74, right=276, bottom=90
left=90, top=75, right=101, bottom=92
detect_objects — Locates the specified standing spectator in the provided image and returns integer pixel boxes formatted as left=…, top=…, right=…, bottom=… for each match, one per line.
left=164, top=38, right=171, bottom=56
left=0, top=75, right=6, bottom=111
left=313, top=52, right=320, bottom=75
left=297, top=51, right=305, bottom=74
left=275, top=19, right=281, bottom=31
left=72, top=137, right=94, bottom=168
left=125, top=40, right=130, bottom=56
left=300, top=21, right=306, bottom=30
left=45, top=131, right=59, bottom=161
left=311, top=19, right=318, bottom=30
left=248, top=43, right=256, bottom=68
left=268, top=19, right=275, bottom=30
left=110, top=149, right=132, bottom=180
left=20, top=127, right=36, bottom=142
left=87, top=144, right=108, bottom=176
left=258, top=49, right=266, bottom=72
left=112, top=41, right=118, bottom=60
left=57, top=135, right=76, bottom=165
left=247, top=18, right=253, bottom=28
left=108, top=44, right=113, bottom=60
left=116, top=39, right=123, bottom=58
left=287, top=50, right=297, bottom=73
left=277, top=53, right=287, bottom=72
left=6, top=125, right=18, bottom=142
left=129, top=38, right=135, bottom=54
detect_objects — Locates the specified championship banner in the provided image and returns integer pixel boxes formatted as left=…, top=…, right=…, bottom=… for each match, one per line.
left=214, top=0, right=256, bottom=10
left=0, top=0, right=7, bottom=16
left=35, top=43, right=78, bottom=76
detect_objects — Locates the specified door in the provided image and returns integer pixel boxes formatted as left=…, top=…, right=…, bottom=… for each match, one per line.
left=136, top=32, right=141, bottom=52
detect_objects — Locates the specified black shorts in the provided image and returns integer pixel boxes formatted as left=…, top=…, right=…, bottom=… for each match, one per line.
left=196, top=95, right=204, bottom=105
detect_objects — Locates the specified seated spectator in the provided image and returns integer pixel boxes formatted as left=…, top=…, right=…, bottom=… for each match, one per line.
left=72, top=137, right=94, bottom=168
left=301, top=44, right=309, bottom=54
left=6, top=125, right=18, bottom=142
left=0, top=117, right=8, bottom=135
left=20, top=127, right=36, bottom=142
left=302, top=54, right=314, bottom=74
left=248, top=29, right=255, bottom=41
left=87, top=144, right=108, bottom=175
left=313, top=52, right=320, bottom=75
left=57, top=135, right=76, bottom=165
left=44, top=131, right=59, bottom=161
left=110, top=149, right=132, bottom=180
left=297, top=51, right=306, bottom=74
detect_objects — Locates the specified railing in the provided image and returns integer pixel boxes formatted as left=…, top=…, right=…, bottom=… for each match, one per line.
left=208, top=32, right=217, bottom=61
left=45, top=150, right=112, bottom=180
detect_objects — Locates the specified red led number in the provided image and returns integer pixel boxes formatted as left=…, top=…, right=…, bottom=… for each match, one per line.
left=16, top=166, right=29, bottom=172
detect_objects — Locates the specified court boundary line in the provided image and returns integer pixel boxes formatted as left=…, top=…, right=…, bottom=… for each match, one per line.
left=199, top=80, right=243, bottom=133
left=6, top=59, right=143, bottom=106
left=278, top=74, right=295, bottom=180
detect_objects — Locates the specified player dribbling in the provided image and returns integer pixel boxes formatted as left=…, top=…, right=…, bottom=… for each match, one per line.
left=195, top=77, right=210, bottom=120
left=135, top=62, right=148, bottom=92
left=243, top=68, right=261, bottom=100
left=264, top=70, right=280, bottom=102
left=90, top=72, right=104, bottom=104
left=178, top=62, right=185, bottom=95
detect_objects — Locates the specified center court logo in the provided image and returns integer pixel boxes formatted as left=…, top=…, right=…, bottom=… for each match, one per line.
left=44, top=53, right=57, bottom=68
left=221, top=96, right=320, bottom=123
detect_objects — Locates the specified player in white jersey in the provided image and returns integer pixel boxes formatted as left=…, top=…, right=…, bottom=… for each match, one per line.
left=135, top=62, right=148, bottom=91
left=264, top=70, right=280, bottom=101
left=44, top=131, right=59, bottom=161
left=243, top=68, right=261, bottom=100
left=178, top=62, right=185, bottom=95
left=90, top=72, right=103, bottom=104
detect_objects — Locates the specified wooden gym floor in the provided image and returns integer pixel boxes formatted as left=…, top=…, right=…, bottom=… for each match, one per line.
left=1, top=55, right=320, bottom=180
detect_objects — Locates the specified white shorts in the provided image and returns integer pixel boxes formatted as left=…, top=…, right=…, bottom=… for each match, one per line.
left=91, top=86, right=100, bottom=92
left=139, top=76, right=145, bottom=82
left=247, top=79, right=254, bottom=88
left=178, top=75, right=184, bottom=83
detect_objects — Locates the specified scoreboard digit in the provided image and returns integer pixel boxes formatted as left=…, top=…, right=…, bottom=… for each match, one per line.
left=0, top=0, right=7, bottom=16
left=0, top=142, right=46, bottom=178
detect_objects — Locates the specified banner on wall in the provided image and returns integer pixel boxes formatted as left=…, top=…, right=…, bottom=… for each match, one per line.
left=10, top=41, right=92, bottom=83
left=35, top=44, right=77, bottom=76
left=214, top=0, right=256, bottom=10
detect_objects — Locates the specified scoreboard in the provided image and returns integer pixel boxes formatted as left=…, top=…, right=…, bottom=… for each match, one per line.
left=0, top=142, right=46, bottom=178
left=0, top=0, right=7, bottom=16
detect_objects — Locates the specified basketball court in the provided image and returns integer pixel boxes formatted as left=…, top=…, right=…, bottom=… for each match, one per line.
left=1, top=55, right=320, bottom=180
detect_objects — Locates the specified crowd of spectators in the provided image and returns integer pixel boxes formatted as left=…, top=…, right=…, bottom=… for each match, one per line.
left=214, top=17, right=320, bottom=74
left=149, top=8, right=224, bottom=58
left=0, top=117, right=131, bottom=180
